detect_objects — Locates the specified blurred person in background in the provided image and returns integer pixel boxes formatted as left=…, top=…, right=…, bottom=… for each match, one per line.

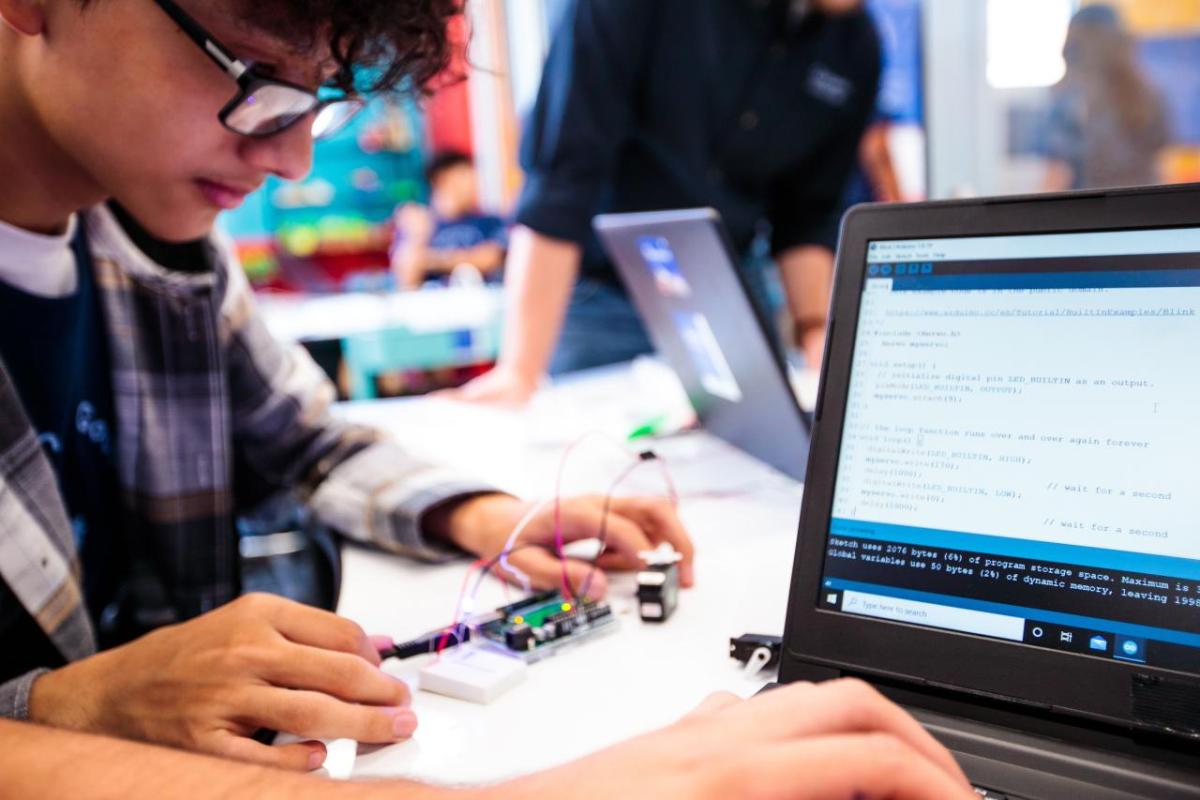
left=1042, top=4, right=1170, bottom=192
left=454, top=0, right=882, bottom=405
left=391, top=151, right=508, bottom=289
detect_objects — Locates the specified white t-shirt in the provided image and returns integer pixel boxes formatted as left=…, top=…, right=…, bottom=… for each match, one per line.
left=0, top=216, right=79, bottom=297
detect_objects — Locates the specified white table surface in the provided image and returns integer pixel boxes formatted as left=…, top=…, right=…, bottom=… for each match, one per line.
left=330, top=363, right=807, bottom=785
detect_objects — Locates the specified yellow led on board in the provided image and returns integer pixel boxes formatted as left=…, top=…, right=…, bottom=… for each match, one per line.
left=513, top=616, right=524, bottom=624
left=561, top=603, right=572, bottom=612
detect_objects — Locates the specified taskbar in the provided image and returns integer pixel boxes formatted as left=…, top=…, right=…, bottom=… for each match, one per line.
left=819, top=579, right=1200, bottom=674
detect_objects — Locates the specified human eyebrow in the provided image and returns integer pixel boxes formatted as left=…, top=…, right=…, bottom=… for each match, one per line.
left=216, top=27, right=324, bottom=84
left=238, top=50, right=333, bottom=90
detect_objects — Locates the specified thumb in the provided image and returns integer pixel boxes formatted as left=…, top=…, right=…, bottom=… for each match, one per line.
left=211, top=733, right=327, bottom=772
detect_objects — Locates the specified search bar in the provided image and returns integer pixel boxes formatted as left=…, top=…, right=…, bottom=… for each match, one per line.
left=842, top=590, right=1025, bottom=641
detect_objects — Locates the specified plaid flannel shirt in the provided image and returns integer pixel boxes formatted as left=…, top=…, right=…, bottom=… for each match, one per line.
left=0, top=205, right=495, bottom=718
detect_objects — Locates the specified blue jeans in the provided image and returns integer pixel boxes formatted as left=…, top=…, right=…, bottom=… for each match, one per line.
left=550, top=279, right=654, bottom=375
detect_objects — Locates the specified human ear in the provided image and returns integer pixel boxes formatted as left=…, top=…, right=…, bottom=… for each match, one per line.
left=0, top=0, right=46, bottom=36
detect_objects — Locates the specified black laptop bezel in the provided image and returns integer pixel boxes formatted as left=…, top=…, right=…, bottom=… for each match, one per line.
left=780, top=184, right=1200, bottom=740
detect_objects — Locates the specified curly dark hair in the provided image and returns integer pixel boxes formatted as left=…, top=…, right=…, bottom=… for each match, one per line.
left=237, top=0, right=464, bottom=94
left=82, top=0, right=463, bottom=95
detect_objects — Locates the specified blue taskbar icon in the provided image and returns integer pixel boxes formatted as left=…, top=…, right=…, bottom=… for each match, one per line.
left=1116, top=637, right=1147, bottom=662
left=1089, top=635, right=1109, bottom=652
left=896, top=264, right=907, bottom=275
left=880, top=265, right=893, bottom=276
left=921, top=263, right=933, bottom=275
left=868, top=264, right=880, bottom=276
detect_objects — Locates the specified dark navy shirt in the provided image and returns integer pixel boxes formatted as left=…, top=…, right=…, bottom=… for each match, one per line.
left=429, top=213, right=508, bottom=254
left=0, top=228, right=124, bottom=648
left=516, top=0, right=882, bottom=285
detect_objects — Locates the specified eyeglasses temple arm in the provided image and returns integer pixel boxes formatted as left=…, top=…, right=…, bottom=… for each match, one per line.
left=152, top=0, right=248, bottom=79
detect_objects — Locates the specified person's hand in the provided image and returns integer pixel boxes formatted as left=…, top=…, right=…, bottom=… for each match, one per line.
left=28, top=594, right=414, bottom=771
left=434, top=494, right=695, bottom=598
left=392, top=204, right=437, bottom=290
left=396, top=252, right=428, bottom=290
left=440, top=363, right=541, bottom=407
left=486, top=679, right=974, bottom=800
left=395, top=203, right=435, bottom=244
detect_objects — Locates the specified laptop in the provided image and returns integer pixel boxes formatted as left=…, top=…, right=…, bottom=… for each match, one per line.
left=776, top=185, right=1200, bottom=798
left=594, top=208, right=811, bottom=481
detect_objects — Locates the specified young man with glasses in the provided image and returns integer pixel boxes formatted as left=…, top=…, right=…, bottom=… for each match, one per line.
left=0, top=1, right=970, bottom=797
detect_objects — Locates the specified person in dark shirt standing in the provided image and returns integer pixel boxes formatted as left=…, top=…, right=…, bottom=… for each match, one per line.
left=456, top=0, right=881, bottom=404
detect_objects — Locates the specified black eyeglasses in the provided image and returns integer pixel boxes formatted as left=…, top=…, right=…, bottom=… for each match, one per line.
left=152, top=0, right=365, bottom=139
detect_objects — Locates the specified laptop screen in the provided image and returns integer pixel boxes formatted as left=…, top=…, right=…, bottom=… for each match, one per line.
left=818, top=227, right=1200, bottom=676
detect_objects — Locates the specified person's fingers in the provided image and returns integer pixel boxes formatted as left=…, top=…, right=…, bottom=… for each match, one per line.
left=438, top=385, right=525, bottom=407
left=730, top=679, right=969, bottom=788
left=208, top=732, right=328, bottom=772
left=437, top=370, right=533, bottom=407
left=255, top=643, right=410, bottom=707
left=563, top=557, right=609, bottom=600
left=505, top=547, right=609, bottom=599
left=557, top=499, right=655, bottom=564
left=736, top=733, right=974, bottom=800
left=609, top=497, right=696, bottom=586
left=369, top=634, right=395, bottom=655
left=251, top=595, right=380, bottom=666
left=680, top=691, right=743, bottom=721
left=595, top=551, right=637, bottom=571
left=496, top=546, right=560, bottom=590
left=239, top=687, right=418, bottom=744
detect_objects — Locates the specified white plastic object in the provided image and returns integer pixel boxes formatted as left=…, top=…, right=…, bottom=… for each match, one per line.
left=743, top=645, right=774, bottom=677
left=418, top=646, right=527, bottom=704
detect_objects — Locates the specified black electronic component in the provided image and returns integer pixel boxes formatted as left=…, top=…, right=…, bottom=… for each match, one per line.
left=637, top=561, right=680, bottom=622
left=729, top=633, right=782, bottom=670
left=381, top=626, right=471, bottom=661
left=504, top=624, right=535, bottom=652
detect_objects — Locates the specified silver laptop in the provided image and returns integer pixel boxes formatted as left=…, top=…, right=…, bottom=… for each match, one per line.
left=594, top=208, right=811, bottom=481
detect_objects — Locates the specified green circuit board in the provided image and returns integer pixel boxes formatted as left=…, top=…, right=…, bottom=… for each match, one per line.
left=477, top=590, right=617, bottom=662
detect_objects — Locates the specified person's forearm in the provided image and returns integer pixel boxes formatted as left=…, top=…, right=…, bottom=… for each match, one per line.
left=1041, top=160, right=1075, bottom=193
left=777, top=245, right=834, bottom=325
left=861, top=126, right=902, bottom=203
left=496, top=226, right=581, bottom=380
left=0, top=720, right=442, bottom=800
left=777, top=245, right=836, bottom=366
left=392, top=244, right=432, bottom=289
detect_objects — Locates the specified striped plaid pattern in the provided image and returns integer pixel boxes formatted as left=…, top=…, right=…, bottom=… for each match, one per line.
left=0, top=205, right=494, bottom=718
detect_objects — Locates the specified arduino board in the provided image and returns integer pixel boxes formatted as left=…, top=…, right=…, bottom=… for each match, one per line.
left=476, top=589, right=617, bottom=662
